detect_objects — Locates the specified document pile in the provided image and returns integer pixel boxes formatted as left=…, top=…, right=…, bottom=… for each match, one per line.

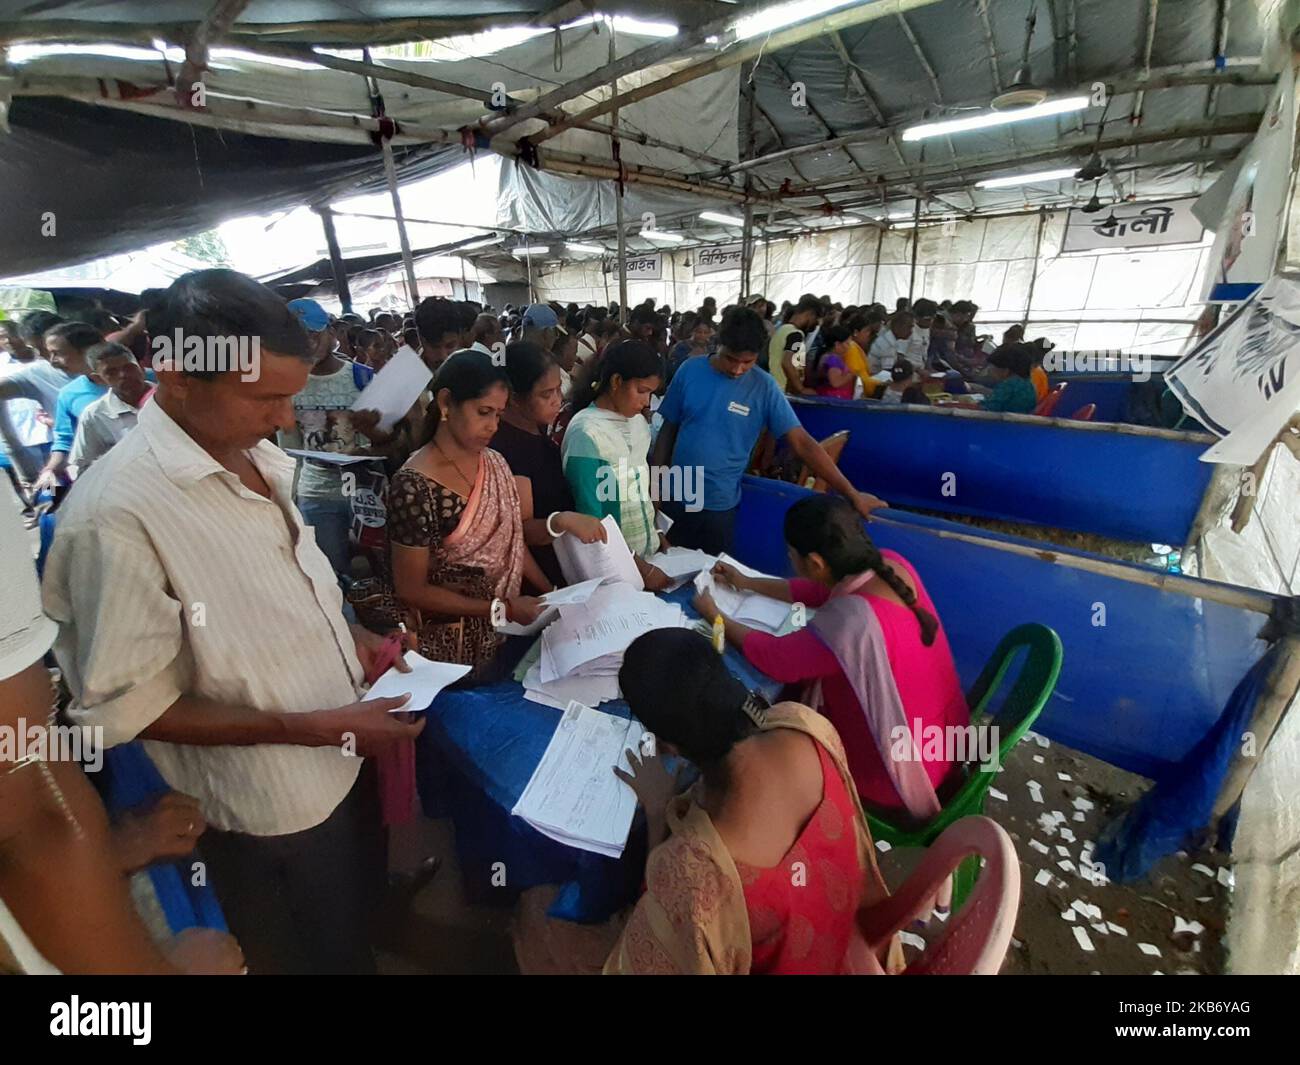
left=524, top=581, right=691, bottom=709
left=693, top=553, right=793, bottom=633
left=512, top=700, right=651, bottom=857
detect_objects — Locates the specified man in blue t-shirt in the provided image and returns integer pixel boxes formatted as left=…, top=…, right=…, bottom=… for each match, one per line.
left=654, top=306, right=884, bottom=554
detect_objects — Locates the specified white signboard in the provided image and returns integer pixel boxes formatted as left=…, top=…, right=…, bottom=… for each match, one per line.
left=1167, top=274, right=1300, bottom=465
left=694, top=242, right=744, bottom=277
left=623, top=253, right=662, bottom=281
left=1062, top=199, right=1204, bottom=253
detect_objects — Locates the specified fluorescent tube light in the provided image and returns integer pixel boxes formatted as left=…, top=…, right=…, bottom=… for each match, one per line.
left=511, top=245, right=550, bottom=257
left=734, top=0, right=856, bottom=41
left=901, top=96, right=1090, bottom=142
left=641, top=230, right=684, bottom=243
left=975, top=167, right=1078, bottom=189
left=700, top=211, right=746, bottom=226
left=565, top=242, right=605, bottom=254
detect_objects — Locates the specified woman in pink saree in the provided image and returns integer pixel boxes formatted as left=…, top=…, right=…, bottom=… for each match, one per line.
left=387, top=352, right=551, bottom=676
left=693, top=494, right=967, bottom=825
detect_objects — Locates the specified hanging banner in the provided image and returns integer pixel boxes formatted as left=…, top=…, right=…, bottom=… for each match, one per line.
left=694, top=242, right=745, bottom=277
left=623, top=253, right=662, bottom=281
left=1167, top=274, right=1300, bottom=464
left=1062, top=198, right=1204, bottom=253
left=1200, top=70, right=1296, bottom=302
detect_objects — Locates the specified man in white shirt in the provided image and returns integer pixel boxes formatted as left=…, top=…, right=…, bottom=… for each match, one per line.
left=43, top=268, right=423, bottom=975
left=69, top=341, right=150, bottom=476
left=868, top=310, right=916, bottom=374
left=0, top=484, right=244, bottom=974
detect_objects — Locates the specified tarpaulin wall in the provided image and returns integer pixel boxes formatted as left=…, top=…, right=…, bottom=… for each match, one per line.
left=532, top=207, right=1216, bottom=354
left=732, top=477, right=1271, bottom=780
left=790, top=396, right=1216, bottom=545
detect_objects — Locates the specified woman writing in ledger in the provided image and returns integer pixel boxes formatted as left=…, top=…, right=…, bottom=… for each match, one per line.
left=386, top=351, right=548, bottom=676
left=693, top=494, right=966, bottom=820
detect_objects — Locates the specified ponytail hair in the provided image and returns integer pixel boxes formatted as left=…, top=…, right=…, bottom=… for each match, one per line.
left=784, top=495, right=938, bottom=646
left=570, top=338, right=663, bottom=412
left=620, top=629, right=767, bottom=777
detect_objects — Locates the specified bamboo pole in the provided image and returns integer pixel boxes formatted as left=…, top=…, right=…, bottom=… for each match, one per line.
left=1211, top=634, right=1300, bottom=820
left=610, top=21, right=628, bottom=325
left=907, top=196, right=921, bottom=302
left=1024, top=207, right=1049, bottom=321
left=313, top=204, right=353, bottom=313
left=362, top=48, right=419, bottom=309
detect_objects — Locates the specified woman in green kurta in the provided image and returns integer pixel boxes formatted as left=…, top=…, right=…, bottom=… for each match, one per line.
left=562, top=340, right=670, bottom=590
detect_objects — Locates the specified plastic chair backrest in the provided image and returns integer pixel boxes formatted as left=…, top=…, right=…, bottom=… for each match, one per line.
left=856, top=816, right=1020, bottom=974
left=965, top=623, right=1064, bottom=765
left=1070, top=403, right=1096, bottom=421
left=799, top=430, right=852, bottom=491
left=1032, top=383, right=1067, bottom=417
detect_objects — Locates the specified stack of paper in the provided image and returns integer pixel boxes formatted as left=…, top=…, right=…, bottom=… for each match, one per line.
left=512, top=700, right=649, bottom=857
left=552, top=515, right=643, bottom=590
left=539, top=582, right=688, bottom=682
left=694, top=553, right=793, bottom=633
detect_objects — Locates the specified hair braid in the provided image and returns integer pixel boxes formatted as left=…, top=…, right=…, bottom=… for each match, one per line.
left=863, top=542, right=938, bottom=647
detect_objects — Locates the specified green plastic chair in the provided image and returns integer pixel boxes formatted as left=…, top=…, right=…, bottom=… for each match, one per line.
left=866, top=623, right=1064, bottom=908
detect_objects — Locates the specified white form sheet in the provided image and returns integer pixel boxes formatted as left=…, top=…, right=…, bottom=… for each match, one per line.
left=540, top=584, right=685, bottom=680
left=283, top=449, right=378, bottom=466
left=495, top=576, right=608, bottom=636
left=349, top=345, right=432, bottom=431
left=511, top=701, right=648, bottom=857
left=645, top=547, right=715, bottom=580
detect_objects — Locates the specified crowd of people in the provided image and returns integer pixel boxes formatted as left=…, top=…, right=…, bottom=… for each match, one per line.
left=1, top=268, right=1042, bottom=975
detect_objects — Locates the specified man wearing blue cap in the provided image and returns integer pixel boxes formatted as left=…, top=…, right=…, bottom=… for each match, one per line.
left=279, top=298, right=389, bottom=582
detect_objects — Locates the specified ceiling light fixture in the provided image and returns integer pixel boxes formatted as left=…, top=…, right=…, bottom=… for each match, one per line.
left=700, top=211, right=746, bottom=226
left=902, top=96, right=1089, bottom=141
left=511, top=245, right=550, bottom=257
left=640, top=229, right=684, bottom=243
left=565, top=242, right=605, bottom=254
left=975, top=167, right=1078, bottom=189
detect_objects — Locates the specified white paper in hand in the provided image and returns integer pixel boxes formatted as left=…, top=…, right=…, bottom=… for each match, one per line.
left=495, top=576, right=608, bottom=636
left=552, top=515, right=643, bottom=590
left=350, top=345, right=432, bottom=432
left=366, top=651, right=471, bottom=710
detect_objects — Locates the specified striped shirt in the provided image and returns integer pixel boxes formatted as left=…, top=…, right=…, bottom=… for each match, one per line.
left=42, top=400, right=364, bottom=836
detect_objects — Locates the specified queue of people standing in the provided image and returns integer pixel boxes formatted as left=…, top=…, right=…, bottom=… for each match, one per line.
left=3, top=267, right=1013, bottom=975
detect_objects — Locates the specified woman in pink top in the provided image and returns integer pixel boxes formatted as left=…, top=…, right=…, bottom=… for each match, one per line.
left=693, top=494, right=967, bottom=821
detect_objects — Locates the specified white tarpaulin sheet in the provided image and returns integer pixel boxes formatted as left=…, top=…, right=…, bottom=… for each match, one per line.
left=1168, top=274, right=1300, bottom=464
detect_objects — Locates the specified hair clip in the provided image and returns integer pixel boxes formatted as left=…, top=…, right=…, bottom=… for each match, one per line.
left=741, top=691, right=769, bottom=727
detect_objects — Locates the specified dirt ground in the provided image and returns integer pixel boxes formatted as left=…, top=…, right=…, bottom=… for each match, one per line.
left=876, top=732, right=1231, bottom=975
left=375, top=730, right=1230, bottom=975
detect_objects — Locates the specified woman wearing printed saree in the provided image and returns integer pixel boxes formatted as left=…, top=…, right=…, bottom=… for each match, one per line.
left=387, top=351, right=549, bottom=678
left=561, top=340, right=671, bottom=590
left=603, top=628, right=902, bottom=975
left=692, top=494, right=967, bottom=821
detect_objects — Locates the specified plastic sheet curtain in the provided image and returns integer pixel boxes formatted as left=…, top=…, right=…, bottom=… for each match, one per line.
left=533, top=208, right=1215, bottom=352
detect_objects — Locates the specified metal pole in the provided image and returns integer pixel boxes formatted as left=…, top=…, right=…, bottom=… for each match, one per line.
left=907, top=196, right=921, bottom=303
left=313, top=204, right=353, bottom=313
left=524, top=233, right=535, bottom=303
left=361, top=47, right=419, bottom=309
left=1024, top=206, right=1049, bottom=322
left=609, top=20, right=628, bottom=323
left=741, top=202, right=754, bottom=300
